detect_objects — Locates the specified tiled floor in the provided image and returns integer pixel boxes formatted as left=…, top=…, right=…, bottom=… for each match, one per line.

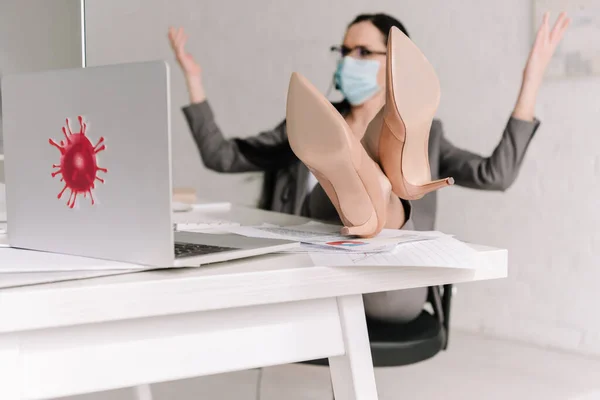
left=61, top=331, right=600, bottom=400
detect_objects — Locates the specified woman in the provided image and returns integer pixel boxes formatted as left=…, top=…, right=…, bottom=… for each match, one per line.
left=168, top=12, right=569, bottom=232
left=168, top=12, right=569, bottom=323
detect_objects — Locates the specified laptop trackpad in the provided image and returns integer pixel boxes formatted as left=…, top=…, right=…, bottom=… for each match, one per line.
left=174, top=231, right=295, bottom=250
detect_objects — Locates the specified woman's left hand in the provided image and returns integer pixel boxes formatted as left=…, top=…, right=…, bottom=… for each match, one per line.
left=523, top=11, right=571, bottom=89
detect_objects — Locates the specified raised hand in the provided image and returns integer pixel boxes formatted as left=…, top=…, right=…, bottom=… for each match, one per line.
left=524, top=11, right=571, bottom=88
left=168, top=26, right=206, bottom=103
left=168, top=26, right=202, bottom=78
left=513, top=11, right=570, bottom=120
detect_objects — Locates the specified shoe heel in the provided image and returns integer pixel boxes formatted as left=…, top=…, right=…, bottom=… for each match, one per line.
left=340, top=209, right=379, bottom=237
left=311, top=168, right=379, bottom=235
left=407, top=177, right=455, bottom=200
left=367, top=26, right=453, bottom=201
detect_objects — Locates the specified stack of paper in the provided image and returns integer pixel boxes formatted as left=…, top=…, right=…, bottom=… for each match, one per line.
left=0, top=203, right=143, bottom=289
left=0, top=247, right=144, bottom=289
left=175, top=220, right=240, bottom=232
left=309, top=236, right=477, bottom=268
left=172, top=211, right=240, bottom=232
left=0, top=269, right=140, bottom=290
left=224, top=222, right=443, bottom=253
left=0, top=247, right=141, bottom=273
left=222, top=221, right=478, bottom=269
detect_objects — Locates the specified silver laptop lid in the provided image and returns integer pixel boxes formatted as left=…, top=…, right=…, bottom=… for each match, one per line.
left=1, top=61, right=175, bottom=267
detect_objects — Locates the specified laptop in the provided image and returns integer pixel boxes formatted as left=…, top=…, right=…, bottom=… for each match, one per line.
left=0, top=61, right=298, bottom=268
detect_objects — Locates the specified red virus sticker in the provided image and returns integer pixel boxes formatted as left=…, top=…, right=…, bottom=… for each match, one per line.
left=49, top=116, right=107, bottom=208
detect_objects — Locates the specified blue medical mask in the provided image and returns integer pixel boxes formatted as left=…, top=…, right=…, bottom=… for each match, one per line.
left=334, top=56, right=381, bottom=106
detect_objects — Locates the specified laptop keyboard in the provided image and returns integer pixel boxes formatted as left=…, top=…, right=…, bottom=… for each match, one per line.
left=174, top=242, right=236, bottom=258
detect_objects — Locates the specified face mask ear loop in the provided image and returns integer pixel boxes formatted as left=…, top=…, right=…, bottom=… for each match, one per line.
left=327, top=56, right=344, bottom=100
left=325, top=74, right=336, bottom=99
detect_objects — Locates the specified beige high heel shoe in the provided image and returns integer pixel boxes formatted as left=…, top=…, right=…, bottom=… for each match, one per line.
left=286, top=72, right=399, bottom=238
left=362, top=26, right=453, bottom=200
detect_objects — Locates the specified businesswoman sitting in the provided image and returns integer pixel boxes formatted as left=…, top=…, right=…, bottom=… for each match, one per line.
left=168, top=12, right=568, bottom=231
left=168, top=12, right=568, bottom=323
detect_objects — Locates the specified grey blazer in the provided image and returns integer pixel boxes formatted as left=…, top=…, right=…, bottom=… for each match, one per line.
left=182, top=101, right=540, bottom=230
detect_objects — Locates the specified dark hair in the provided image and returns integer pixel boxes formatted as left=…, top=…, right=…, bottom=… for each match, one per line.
left=330, top=13, right=410, bottom=114
left=349, top=13, right=410, bottom=43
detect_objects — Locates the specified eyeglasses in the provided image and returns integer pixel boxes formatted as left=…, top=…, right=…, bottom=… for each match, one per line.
left=330, top=45, right=387, bottom=58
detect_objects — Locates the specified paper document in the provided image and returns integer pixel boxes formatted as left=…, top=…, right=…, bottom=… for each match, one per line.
left=0, top=269, right=143, bottom=289
left=280, top=243, right=381, bottom=254
left=173, top=211, right=241, bottom=232
left=192, top=201, right=231, bottom=211
left=224, top=222, right=442, bottom=253
left=0, top=247, right=141, bottom=272
left=309, top=236, right=478, bottom=269
left=175, top=220, right=240, bottom=232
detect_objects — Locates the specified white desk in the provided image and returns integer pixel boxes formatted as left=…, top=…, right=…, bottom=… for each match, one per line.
left=0, top=205, right=507, bottom=400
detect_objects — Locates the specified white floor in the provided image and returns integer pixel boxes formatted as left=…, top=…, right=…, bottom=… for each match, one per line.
left=60, top=331, right=600, bottom=400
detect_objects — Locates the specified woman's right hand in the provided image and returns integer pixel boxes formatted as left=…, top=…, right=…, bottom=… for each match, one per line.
left=168, top=26, right=206, bottom=103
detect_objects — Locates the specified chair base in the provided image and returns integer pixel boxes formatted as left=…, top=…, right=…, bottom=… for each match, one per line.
left=302, top=311, right=445, bottom=368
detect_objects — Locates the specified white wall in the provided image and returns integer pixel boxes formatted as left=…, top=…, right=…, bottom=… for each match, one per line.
left=430, top=11, right=600, bottom=356
left=85, top=0, right=599, bottom=357
left=84, top=0, right=348, bottom=206
left=0, top=0, right=83, bottom=207
left=0, top=0, right=82, bottom=76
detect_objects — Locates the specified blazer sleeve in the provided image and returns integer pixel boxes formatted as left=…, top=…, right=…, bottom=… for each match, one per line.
left=181, top=101, right=293, bottom=173
left=437, top=116, right=541, bottom=190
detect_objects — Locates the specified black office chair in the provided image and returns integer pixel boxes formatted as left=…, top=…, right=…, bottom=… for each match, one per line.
left=303, top=284, right=453, bottom=368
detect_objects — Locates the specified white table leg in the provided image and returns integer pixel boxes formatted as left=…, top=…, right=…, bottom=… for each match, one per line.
left=0, top=336, right=20, bottom=400
left=132, top=384, right=153, bottom=400
left=328, top=295, right=378, bottom=400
